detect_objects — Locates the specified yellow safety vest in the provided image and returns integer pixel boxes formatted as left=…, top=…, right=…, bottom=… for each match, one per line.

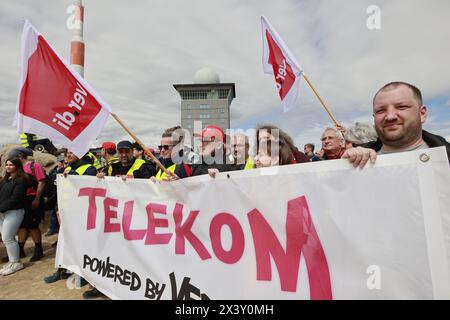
left=126, top=159, right=146, bottom=176
left=20, top=133, right=37, bottom=148
left=109, top=159, right=146, bottom=177
left=64, top=164, right=94, bottom=176
left=244, top=157, right=255, bottom=170
left=155, top=164, right=177, bottom=181
left=87, top=152, right=102, bottom=170
left=108, top=157, right=119, bottom=165
left=106, top=157, right=120, bottom=176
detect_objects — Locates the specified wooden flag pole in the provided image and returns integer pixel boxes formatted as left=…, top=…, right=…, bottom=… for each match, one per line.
left=302, top=74, right=340, bottom=127
left=111, top=113, right=171, bottom=175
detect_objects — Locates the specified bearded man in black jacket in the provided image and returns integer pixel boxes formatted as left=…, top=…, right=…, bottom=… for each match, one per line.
left=342, top=82, right=450, bottom=167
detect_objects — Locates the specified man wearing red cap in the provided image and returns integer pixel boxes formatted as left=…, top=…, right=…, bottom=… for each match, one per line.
left=191, top=125, right=240, bottom=177
left=99, top=141, right=119, bottom=174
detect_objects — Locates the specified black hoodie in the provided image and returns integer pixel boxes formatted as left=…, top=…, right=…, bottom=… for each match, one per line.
left=0, top=176, right=28, bottom=212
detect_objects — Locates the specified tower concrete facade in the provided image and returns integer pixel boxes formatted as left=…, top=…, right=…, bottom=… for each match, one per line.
left=173, top=67, right=235, bottom=134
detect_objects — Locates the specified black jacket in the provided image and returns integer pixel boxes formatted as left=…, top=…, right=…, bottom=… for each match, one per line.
left=110, top=158, right=155, bottom=178
left=362, top=130, right=450, bottom=164
left=158, top=158, right=191, bottom=178
left=67, top=158, right=98, bottom=176
left=191, top=154, right=241, bottom=177
left=0, top=176, right=28, bottom=212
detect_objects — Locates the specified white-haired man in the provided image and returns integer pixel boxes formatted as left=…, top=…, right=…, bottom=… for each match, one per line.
left=321, top=127, right=346, bottom=160
left=343, top=122, right=378, bottom=149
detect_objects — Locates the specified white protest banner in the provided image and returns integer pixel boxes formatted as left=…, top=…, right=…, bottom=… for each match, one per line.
left=56, top=147, right=450, bottom=300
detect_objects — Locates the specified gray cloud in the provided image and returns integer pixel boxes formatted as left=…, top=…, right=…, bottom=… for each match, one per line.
left=1, top=0, right=449, bottom=151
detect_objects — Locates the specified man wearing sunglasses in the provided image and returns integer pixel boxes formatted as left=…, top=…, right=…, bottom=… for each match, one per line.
left=154, top=126, right=191, bottom=181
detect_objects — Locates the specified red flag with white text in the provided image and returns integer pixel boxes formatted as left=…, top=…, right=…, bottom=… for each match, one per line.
left=15, top=20, right=111, bottom=157
left=261, top=16, right=303, bottom=112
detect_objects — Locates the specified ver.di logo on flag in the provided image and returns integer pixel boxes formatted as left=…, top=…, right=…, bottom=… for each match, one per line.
left=15, top=20, right=111, bottom=157
left=18, top=36, right=103, bottom=141
left=261, top=16, right=303, bottom=113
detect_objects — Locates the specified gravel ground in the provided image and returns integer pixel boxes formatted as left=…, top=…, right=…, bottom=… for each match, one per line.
left=0, top=213, right=108, bottom=300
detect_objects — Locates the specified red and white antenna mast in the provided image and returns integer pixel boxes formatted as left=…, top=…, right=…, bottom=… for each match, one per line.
left=69, top=0, right=85, bottom=77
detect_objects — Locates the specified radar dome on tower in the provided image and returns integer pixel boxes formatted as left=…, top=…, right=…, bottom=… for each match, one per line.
left=193, top=67, right=220, bottom=84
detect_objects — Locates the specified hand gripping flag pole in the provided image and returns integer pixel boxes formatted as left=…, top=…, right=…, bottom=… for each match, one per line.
left=110, top=113, right=171, bottom=175
left=261, top=16, right=339, bottom=127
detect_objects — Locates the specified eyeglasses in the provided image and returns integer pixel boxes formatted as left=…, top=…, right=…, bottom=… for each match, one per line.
left=158, top=145, right=174, bottom=151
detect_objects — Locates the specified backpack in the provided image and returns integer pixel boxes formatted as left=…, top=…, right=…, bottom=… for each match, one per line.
left=30, top=161, right=57, bottom=198
left=25, top=172, right=38, bottom=190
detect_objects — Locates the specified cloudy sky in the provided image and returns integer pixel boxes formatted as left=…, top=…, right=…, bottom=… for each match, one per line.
left=1, top=0, right=449, bottom=151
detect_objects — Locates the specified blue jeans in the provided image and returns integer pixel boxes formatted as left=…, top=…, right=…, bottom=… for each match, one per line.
left=0, top=209, right=25, bottom=263
left=50, top=209, right=59, bottom=232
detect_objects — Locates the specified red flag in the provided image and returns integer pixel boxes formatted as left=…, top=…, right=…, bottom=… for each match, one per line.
left=15, top=20, right=111, bottom=157
left=261, top=16, right=303, bottom=112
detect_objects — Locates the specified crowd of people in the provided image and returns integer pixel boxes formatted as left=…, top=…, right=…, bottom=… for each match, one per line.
left=0, top=81, right=449, bottom=298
